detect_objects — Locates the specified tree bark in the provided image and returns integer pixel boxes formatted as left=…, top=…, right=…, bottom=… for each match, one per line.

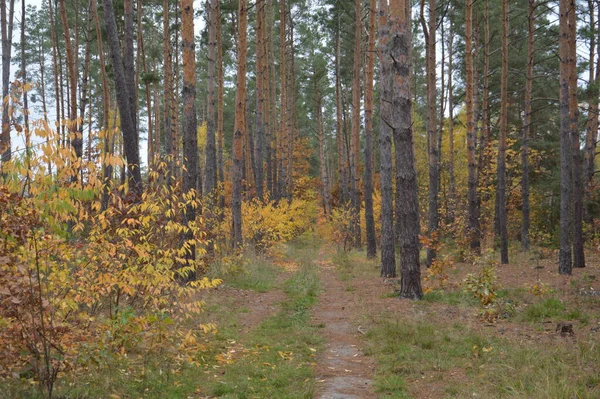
left=364, top=0, right=377, bottom=258
left=59, top=0, right=80, bottom=166
left=254, top=0, right=266, bottom=201
left=378, top=0, right=396, bottom=278
left=102, top=0, right=142, bottom=195
left=205, top=0, right=218, bottom=197
left=522, top=0, right=534, bottom=251
left=216, top=1, right=225, bottom=209
left=584, top=0, right=599, bottom=223
left=447, top=18, right=455, bottom=223
left=390, top=0, right=422, bottom=299
left=181, top=0, right=199, bottom=273
left=420, top=0, right=438, bottom=267
left=163, top=0, right=174, bottom=172
left=496, top=0, right=509, bottom=264
left=231, top=0, right=248, bottom=248
left=570, top=0, right=585, bottom=269
left=559, top=0, right=573, bottom=275
left=465, top=0, right=481, bottom=254
left=350, top=0, right=362, bottom=248
left=1, top=0, right=15, bottom=165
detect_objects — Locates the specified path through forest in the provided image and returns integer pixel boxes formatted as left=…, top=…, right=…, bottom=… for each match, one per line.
left=311, top=248, right=376, bottom=399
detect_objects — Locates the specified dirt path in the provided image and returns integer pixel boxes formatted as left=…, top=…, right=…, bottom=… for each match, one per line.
left=312, top=252, right=376, bottom=399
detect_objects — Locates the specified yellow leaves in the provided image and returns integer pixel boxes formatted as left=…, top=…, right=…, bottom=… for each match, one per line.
left=278, top=351, right=293, bottom=360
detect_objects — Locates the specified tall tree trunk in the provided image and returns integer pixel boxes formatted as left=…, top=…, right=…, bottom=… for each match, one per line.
left=59, top=0, right=80, bottom=166
left=584, top=0, right=599, bottom=222
left=205, top=0, right=218, bottom=197
left=465, top=0, right=481, bottom=254
left=216, top=1, right=225, bottom=209
left=163, top=0, right=173, bottom=171
left=570, top=1, right=585, bottom=269
left=559, top=0, right=573, bottom=275
left=254, top=0, right=266, bottom=200
left=181, top=0, right=199, bottom=274
left=1, top=0, right=15, bottom=166
left=315, top=79, right=332, bottom=216
left=123, top=0, right=137, bottom=152
left=79, top=4, right=93, bottom=164
left=447, top=18, right=455, bottom=223
left=364, top=0, right=377, bottom=258
left=350, top=0, right=362, bottom=248
left=522, top=0, right=534, bottom=251
left=138, top=2, right=153, bottom=169
left=102, top=0, right=142, bottom=195
left=20, top=0, right=29, bottom=159
left=231, top=0, right=248, bottom=248
left=335, top=15, right=347, bottom=205
left=420, top=0, right=438, bottom=267
left=391, top=0, right=422, bottom=299
left=278, top=0, right=287, bottom=200
left=496, top=0, right=509, bottom=264
left=379, top=0, right=396, bottom=278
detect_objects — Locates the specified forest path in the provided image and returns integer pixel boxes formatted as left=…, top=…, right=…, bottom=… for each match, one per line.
left=312, top=247, right=377, bottom=399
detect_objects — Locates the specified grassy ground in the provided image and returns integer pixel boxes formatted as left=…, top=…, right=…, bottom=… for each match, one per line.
left=331, top=249, right=600, bottom=399
left=2, top=234, right=323, bottom=399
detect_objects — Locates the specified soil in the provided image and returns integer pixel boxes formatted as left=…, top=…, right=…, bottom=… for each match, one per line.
left=312, top=252, right=377, bottom=399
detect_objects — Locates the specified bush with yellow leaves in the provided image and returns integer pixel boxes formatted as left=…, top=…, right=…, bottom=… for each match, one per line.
left=0, top=124, right=220, bottom=398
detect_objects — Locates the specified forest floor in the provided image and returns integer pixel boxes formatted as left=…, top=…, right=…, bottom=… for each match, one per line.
left=5, top=225, right=600, bottom=398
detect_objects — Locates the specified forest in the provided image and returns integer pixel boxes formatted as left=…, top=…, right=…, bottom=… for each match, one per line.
left=0, top=0, right=599, bottom=397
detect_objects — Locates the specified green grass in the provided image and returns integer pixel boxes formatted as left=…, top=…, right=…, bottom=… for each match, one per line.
left=518, top=297, right=589, bottom=324
left=3, top=238, right=323, bottom=399
left=364, top=312, right=600, bottom=398
left=209, top=252, right=281, bottom=292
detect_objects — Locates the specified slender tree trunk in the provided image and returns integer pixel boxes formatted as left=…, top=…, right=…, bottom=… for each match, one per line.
left=278, top=0, right=287, bottom=200
left=102, top=0, right=142, bottom=195
left=350, top=0, right=362, bottom=248
left=163, top=0, right=173, bottom=171
left=420, top=0, right=438, bottom=267
left=79, top=4, right=92, bottom=164
left=447, top=19, right=455, bottom=223
left=364, top=0, right=377, bottom=258
left=584, top=0, right=599, bottom=222
left=335, top=16, right=347, bottom=205
left=1, top=0, right=15, bottom=166
left=20, top=0, right=29, bottom=160
left=570, top=1, right=585, bottom=269
left=379, top=0, right=396, bottom=278
left=138, top=3, right=153, bottom=169
left=254, top=0, right=266, bottom=201
left=124, top=0, right=137, bottom=150
left=315, top=80, right=332, bottom=215
left=205, top=0, right=218, bottom=197
left=465, top=0, right=481, bottom=254
left=391, top=0, right=422, bottom=299
left=496, top=0, right=509, bottom=264
left=216, top=1, right=225, bottom=209
left=181, top=0, right=199, bottom=274
left=231, top=0, right=248, bottom=248
left=559, top=0, right=573, bottom=275
left=59, top=0, right=80, bottom=166
left=522, top=0, right=535, bottom=251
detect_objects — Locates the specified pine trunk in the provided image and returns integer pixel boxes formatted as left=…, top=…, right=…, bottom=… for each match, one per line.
left=181, top=0, right=199, bottom=272
left=496, top=0, right=509, bottom=264
left=465, top=0, right=481, bottom=254
left=102, top=0, right=142, bottom=195
left=522, top=0, right=534, bottom=251
left=364, top=0, right=377, bottom=258
left=232, top=0, right=248, bottom=248
left=391, top=0, right=422, bottom=299
left=205, top=0, right=218, bottom=197
left=378, top=0, right=396, bottom=278
left=559, top=0, right=573, bottom=275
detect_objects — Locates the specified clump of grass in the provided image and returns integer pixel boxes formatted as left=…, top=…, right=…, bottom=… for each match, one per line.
left=208, top=252, right=280, bottom=292
left=365, top=313, right=600, bottom=398
left=520, top=297, right=565, bottom=322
